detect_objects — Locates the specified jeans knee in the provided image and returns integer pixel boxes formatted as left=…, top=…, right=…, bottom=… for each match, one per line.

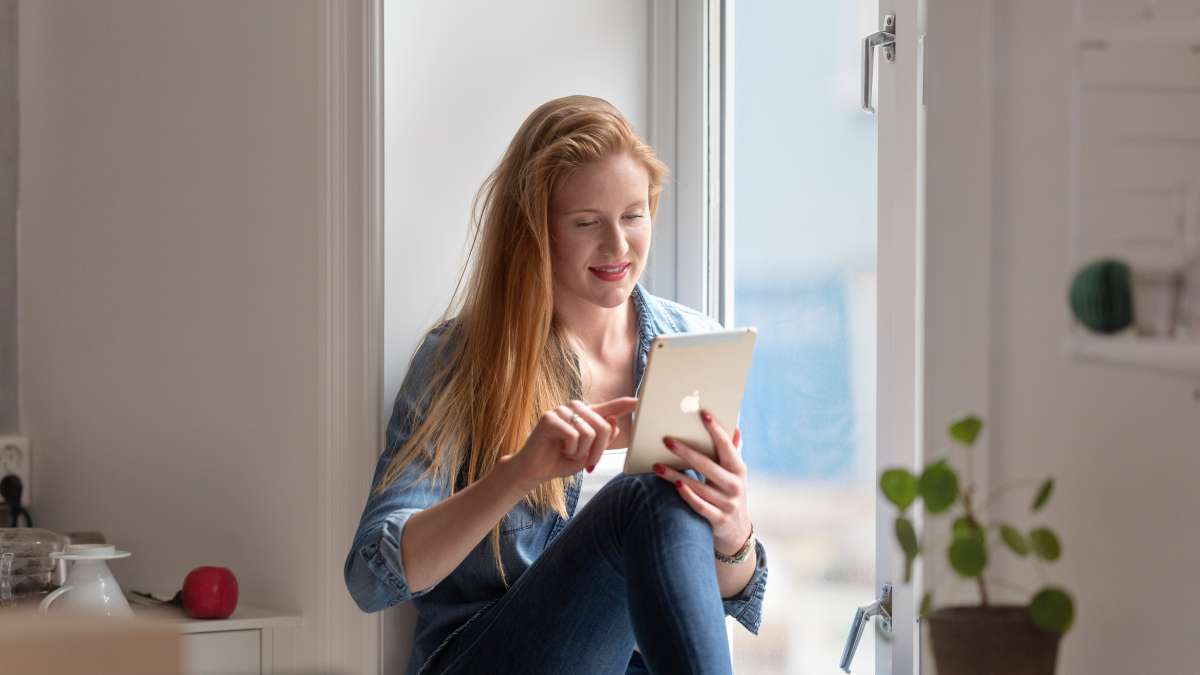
left=612, top=472, right=712, bottom=533
left=609, top=472, right=671, bottom=504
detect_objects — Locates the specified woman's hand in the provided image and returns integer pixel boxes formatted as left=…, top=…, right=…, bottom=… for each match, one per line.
left=501, top=396, right=639, bottom=493
left=655, top=410, right=753, bottom=555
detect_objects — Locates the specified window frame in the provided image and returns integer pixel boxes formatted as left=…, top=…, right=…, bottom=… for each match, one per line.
left=653, top=2, right=988, bottom=673
left=647, top=0, right=733, bottom=326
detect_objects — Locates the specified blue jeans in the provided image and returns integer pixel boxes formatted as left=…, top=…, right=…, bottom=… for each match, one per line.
left=423, top=472, right=734, bottom=675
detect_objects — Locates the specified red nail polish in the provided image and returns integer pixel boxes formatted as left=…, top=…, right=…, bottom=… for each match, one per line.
left=663, top=436, right=676, bottom=450
left=653, top=463, right=665, bottom=475
left=700, top=410, right=712, bottom=424
left=675, top=480, right=684, bottom=489
left=587, top=464, right=595, bottom=473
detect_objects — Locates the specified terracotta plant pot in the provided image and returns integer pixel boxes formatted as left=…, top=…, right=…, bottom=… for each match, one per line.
left=926, top=605, right=1061, bottom=675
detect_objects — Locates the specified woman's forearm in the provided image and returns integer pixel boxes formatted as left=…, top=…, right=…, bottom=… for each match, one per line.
left=400, top=456, right=530, bottom=593
left=716, top=546, right=757, bottom=599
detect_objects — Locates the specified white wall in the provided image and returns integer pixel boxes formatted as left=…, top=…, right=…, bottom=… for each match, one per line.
left=19, top=1, right=327, bottom=670
left=987, top=1, right=1200, bottom=673
left=383, top=1, right=650, bottom=402
left=382, top=1, right=649, bottom=670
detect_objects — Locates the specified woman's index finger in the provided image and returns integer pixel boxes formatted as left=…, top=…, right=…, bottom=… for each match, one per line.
left=591, top=396, right=639, bottom=417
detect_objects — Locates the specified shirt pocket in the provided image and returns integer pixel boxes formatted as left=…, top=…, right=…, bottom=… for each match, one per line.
left=500, top=512, right=535, bottom=535
left=499, top=501, right=538, bottom=536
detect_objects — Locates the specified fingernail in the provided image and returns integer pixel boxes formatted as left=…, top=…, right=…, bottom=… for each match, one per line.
left=587, top=464, right=595, bottom=473
left=700, top=410, right=712, bottom=424
left=675, top=480, right=684, bottom=489
left=653, top=463, right=665, bottom=475
left=662, top=436, right=676, bottom=450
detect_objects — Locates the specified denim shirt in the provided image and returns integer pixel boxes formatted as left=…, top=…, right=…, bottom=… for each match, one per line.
left=344, top=283, right=769, bottom=674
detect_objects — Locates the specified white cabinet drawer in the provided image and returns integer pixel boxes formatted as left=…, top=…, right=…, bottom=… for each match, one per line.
left=132, top=603, right=298, bottom=674
left=182, top=629, right=261, bottom=675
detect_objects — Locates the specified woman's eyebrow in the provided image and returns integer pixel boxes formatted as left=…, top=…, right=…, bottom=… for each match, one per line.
left=563, top=200, right=645, bottom=216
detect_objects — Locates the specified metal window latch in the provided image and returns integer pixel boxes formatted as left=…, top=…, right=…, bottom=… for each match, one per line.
left=838, top=583, right=893, bottom=673
left=861, top=14, right=896, bottom=113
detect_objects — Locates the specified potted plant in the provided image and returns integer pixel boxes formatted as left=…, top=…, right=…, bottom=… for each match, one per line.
left=880, top=415, right=1075, bottom=675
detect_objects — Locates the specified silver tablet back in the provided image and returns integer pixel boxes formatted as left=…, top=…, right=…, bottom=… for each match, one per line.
left=624, top=327, right=757, bottom=475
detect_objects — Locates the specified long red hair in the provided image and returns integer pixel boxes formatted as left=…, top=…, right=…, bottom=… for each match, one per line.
left=374, top=95, right=669, bottom=583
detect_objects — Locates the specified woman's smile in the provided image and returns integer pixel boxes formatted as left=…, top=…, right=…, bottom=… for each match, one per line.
left=589, top=262, right=631, bottom=282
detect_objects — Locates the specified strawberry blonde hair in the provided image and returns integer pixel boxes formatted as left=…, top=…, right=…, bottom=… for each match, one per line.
left=373, top=95, right=669, bottom=584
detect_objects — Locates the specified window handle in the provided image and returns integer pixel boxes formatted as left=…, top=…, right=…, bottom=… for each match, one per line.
left=861, top=14, right=896, bottom=114
left=838, top=583, right=892, bottom=673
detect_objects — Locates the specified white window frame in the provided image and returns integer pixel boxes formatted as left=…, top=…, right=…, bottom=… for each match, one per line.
left=647, top=0, right=733, bottom=326
left=651, top=1, right=997, bottom=673
left=318, top=1, right=386, bottom=673
left=332, top=2, right=993, bottom=673
left=654, top=2, right=997, bottom=674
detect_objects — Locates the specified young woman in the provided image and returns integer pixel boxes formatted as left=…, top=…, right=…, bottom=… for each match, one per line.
left=345, top=95, right=767, bottom=675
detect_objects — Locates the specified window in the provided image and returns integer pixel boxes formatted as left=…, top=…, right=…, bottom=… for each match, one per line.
left=652, top=1, right=881, bottom=671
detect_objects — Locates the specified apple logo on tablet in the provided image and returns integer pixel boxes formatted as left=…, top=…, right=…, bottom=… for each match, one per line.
left=680, top=390, right=701, bottom=414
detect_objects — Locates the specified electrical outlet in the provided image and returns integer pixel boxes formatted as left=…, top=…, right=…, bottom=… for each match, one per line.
left=0, top=436, right=31, bottom=507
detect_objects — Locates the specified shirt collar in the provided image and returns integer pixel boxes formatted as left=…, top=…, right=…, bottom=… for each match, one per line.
left=630, top=282, right=659, bottom=395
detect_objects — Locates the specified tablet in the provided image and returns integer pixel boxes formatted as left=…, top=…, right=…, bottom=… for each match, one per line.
left=623, top=327, right=757, bottom=475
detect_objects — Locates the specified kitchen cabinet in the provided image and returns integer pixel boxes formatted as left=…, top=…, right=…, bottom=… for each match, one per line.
left=133, top=604, right=302, bottom=675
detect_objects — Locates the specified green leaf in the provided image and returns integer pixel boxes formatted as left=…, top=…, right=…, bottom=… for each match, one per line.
left=953, top=516, right=984, bottom=544
left=1032, top=478, right=1054, bottom=512
left=895, top=516, right=920, bottom=583
left=1000, top=524, right=1030, bottom=557
left=949, top=416, right=983, bottom=446
left=919, top=591, right=934, bottom=619
left=881, top=469, right=919, bottom=511
left=948, top=536, right=987, bottom=578
left=918, top=462, right=960, bottom=513
left=1029, top=587, right=1075, bottom=634
left=1029, top=527, right=1062, bottom=561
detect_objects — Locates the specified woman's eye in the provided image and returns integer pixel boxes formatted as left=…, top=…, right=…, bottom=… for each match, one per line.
left=575, top=215, right=641, bottom=226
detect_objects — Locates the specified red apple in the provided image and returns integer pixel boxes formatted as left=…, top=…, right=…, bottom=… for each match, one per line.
left=181, top=566, right=238, bottom=619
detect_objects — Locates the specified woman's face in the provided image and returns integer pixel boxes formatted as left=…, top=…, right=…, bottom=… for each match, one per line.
left=548, top=152, right=652, bottom=312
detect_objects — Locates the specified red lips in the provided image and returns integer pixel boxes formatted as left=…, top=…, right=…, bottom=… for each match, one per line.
left=589, top=262, right=631, bottom=282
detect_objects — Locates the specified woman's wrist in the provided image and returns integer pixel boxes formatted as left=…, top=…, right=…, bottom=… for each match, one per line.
left=492, top=454, right=538, bottom=499
left=714, top=521, right=755, bottom=560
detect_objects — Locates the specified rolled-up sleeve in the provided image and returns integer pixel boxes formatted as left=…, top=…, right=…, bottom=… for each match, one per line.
left=721, top=539, right=768, bottom=634
left=344, top=331, right=451, bottom=613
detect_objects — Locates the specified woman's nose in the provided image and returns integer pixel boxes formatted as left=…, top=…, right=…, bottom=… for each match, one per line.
left=601, top=221, right=630, bottom=256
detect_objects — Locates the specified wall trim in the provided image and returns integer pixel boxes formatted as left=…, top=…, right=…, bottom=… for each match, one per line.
left=318, top=1, right=384, bottom=673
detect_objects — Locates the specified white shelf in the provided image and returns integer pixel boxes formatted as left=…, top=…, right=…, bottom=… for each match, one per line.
left=131, top=603, right=303, bottom=634
left=1065, top=333, right=1200, bottom=378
